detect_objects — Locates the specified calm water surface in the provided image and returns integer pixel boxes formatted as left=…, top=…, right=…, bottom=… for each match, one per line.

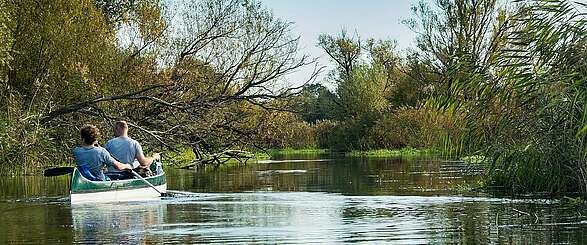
left=1, top=156, right=587, bottom=244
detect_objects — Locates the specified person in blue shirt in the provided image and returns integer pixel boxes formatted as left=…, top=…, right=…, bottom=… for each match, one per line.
left=73, top=125, right=132, bottom=181
left=105, top=121, right=160, bottom=174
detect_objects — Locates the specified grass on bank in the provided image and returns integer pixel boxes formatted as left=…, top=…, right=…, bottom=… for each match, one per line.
left=265, top=147, right=441, bottom=158
left=166, top=147, right=443, bottom=168
left=346, top=148, right=439, bottom=158
left=166, top=149, right=254, bottom=168
left=264, top=148, right=329, bottom=156
left=168, top=148, right=329, bottom=168
left=460, top=155, right=489, bottom=164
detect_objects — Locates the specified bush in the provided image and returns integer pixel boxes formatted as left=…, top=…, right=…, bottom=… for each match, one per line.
left=0, top=114, right=71, bottom=175
left=364, top=107, right=466, bottom=154
left=314, top=118, right=377, bottom=151
left=256, top=111, right=317, bottom=149
left=314, top=120, right=337, bottom=149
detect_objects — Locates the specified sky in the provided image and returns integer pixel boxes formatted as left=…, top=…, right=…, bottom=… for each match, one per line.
left=260, top=0, right=420, bottom=87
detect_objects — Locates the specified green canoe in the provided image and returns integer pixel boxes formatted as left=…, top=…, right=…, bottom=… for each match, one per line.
left=70, top=167, right=167, bottom=204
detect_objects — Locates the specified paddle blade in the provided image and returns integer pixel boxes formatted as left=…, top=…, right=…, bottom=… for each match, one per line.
left=44, top=167, right=74, bottom=177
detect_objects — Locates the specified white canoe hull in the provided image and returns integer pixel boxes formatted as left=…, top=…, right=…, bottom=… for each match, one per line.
left=71, top=184, right=167, bottom=204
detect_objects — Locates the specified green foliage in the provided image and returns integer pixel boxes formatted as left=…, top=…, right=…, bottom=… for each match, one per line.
left=346, top=148, right=438, bottom=158
left=229, top=101, right=318, bottom=150
left=0, top=0, right=313, bottom=174
left=315, top=32, right=411, bottom=151
left=313, top=119, right=337, bottom=148
left=93, top=0, right=143, bottom=25
left=166, top=148, right=267, bottom=168
left=482, top=0, right=586, bottom=195
left=0, top=97, right=70, bottom=174
left=265, top=148, right=328, bottom=156
left=318, top=30, right=361, bottom=80
left=295, top=84, right=336, bottom=123
left=0, top=1, right=12, bottom=68
left=336, top=64, right=389, bottom=120
left=165, top=148, right=197, bottom=166
left=365, top=107, right=465, bottom=152
left=0, top=0, right=142, bottom=174
left=410, top=0, right=587, bottom=195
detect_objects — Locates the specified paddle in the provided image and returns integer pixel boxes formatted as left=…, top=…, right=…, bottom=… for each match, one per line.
left=129, top=169, right=168, bottom=197
left=44, top=167, right=74, bottom=177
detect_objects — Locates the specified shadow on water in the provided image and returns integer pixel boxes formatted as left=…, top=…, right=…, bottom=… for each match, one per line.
left=2, top=156, right=587, bottom=243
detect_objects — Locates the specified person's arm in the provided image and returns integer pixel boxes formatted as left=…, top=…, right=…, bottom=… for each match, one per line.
left=112, top=160, right=133, bottom=171
left=137, top=153, right=160, bottom=167
left=135, top=142, right=160, bottom=167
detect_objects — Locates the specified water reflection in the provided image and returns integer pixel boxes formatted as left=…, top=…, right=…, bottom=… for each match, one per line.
left=171, top=157, right=483, bottom=196
left=2, top=156, right=587, bottom=243
left=0, top=201, right=73, bottom=243
left=0, top=174, right=70, bottom=199
left=151, top=193, right=587, bottom=244
left=72, top=202, right=167, bottom=244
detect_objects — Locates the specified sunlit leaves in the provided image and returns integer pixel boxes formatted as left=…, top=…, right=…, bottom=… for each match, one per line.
left=424, top=0, right=587, bottom=194
left=0, top=1, right=13, bottom=69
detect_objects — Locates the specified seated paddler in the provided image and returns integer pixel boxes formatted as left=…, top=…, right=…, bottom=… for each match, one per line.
left=105, top=121, right=161, bottom=178
left=73, top=125, right=133, bottom=181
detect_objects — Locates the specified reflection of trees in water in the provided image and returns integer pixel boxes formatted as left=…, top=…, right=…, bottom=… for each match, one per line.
left=491, top=203, right=587, bottom=244
left=337, top=198, right=514, bottom=243
left=422, top=200, right=587, bottom=243
left=5, top=165, right=587, bottom=243
left=0, top=174, right=70, bottom=199
left=72, top=203, right=167, bottom=244
left=428, top=201, right=494, bottom=243
left=0, top=203, right=73, bottom=243
left=337, top=195, right=587, bottom=243
left=171, top=157, right=483, bottom=196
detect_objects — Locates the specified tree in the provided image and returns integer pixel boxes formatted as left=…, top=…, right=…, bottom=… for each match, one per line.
left=404, top=0, right=509, bottom=102
left=318, top=32, right=398, bottom=149
left=0, top=0, right=319, bottom=173
left=0, top=0, right=12, bottom=69
left=0, top=0, right=139, bottom=173
left=318, top=30, right=361, bottom=82
left=295, top=84, right=336, bottom=124
left=36, top=0, right=319, bottom=156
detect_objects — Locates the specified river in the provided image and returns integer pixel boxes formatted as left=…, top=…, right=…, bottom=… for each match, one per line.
left=1, top=155, right=587, bottom=244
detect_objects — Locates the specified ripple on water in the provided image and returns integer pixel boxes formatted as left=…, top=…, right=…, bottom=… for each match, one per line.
left=2, top=157, right=587, bottom=244
left=105, top=192, right=568, bottom=244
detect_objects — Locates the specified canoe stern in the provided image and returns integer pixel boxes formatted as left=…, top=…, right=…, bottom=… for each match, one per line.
left=70, top=168, right=167, bottom=203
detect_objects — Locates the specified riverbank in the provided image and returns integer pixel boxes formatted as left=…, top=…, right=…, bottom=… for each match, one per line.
left=264, top=147, right=440, bottom=158
left=346, top=148, right=439, bottom=158
left=6, top=147, right=464, bottom=175
left=125, top=147, right=446, bottom=170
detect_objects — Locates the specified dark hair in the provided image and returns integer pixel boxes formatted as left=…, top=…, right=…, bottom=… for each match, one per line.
left=81, top=125, right=100, bottom=145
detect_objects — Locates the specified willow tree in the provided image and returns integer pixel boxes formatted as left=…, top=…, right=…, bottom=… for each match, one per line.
left=37, top=0, right=318, bottom=160
left=319, top=31, right=410, bottom=149
left=0, top=0, right=317, bottom=173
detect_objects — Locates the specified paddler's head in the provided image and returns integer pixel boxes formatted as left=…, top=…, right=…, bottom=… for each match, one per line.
left=114, top=121, right=129, bottom=137
left=81, top=125, right=100, bottom=146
